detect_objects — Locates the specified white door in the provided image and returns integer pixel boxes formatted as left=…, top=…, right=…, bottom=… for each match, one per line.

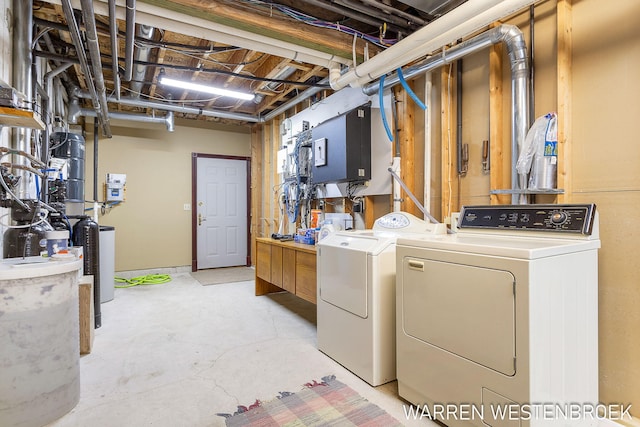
left=196, top=156, right=248, bottom=269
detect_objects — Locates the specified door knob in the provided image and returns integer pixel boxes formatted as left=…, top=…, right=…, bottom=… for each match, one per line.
left=198, top=213, right=206, bottom=226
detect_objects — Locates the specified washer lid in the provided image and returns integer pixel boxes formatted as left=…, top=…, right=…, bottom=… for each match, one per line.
left=396, top=233, right=600, bottom=259
left=317, top=231, right=395, bottom=255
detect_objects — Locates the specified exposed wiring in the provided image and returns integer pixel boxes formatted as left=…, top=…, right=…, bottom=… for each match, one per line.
left=114, top=274, right=172, bottom=288
left=397, top=68, right=426, bottom=111
left=232, top=0, right=397, bottom=48
left=0, top=211, right=48, bottom=229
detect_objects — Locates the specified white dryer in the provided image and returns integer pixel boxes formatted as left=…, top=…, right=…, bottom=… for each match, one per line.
left=317, top=212, right=445, bottom=386
left=396, top=204, right=600, bottom=426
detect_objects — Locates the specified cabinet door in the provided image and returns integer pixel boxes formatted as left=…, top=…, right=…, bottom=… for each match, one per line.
left=271, top=245, right=283, bottom=287
left=282, top=248, right=296, bottom=293
left=295, top=251, right=317, bottom=304
left=256, top=241, right=271, bottom=282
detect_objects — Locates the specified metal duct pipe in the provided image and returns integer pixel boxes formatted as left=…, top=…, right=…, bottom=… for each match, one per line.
left=44, top=63, right=73, bottom=170
left=80, top=0, right=112, bottom=137
left=72, top=89, right=257, bottom=123
left=130, top=25, right=155, bottom=96
left=46, top=63, right=73, bottom=129
left=60, top=0, right=106, bottom=132
left=362, top=24, right=530, bottom=203
left=76, top=108, right=175, bottom=132
left=124, top=0, right=136, bottom=82
left=11, top=0, right=33, bottom=199
left=262, top=79, right=328, bottom=122
left=108, top=0, right=121, bottom=100
left=331, top=0, right=537, bottom=90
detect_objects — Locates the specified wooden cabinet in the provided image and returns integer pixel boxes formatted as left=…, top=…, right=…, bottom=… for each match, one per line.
left=256, top=240, right=271, bottom=282
left=282, top=248, right=296, bottom=293
left=255, top=238, right=317, bottom=304
left=295, top=251, right=317, bottom=304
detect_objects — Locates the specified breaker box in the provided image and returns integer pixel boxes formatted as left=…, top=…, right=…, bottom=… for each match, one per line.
left=311, top=104, right=371, bottom=184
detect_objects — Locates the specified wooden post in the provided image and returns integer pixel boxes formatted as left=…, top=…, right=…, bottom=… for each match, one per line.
left=396, top=86, right=421, bottom=217
left=489, top=42, right=508, bottom=205
left=557, top=0, right=573, bottom=203
left=250, top=124, right=263, bottom=264
left=271, top=117, right=283, bottom=236
left=440, top=64, right=458, bottom=220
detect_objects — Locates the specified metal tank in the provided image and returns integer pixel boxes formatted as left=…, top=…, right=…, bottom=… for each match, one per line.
left=51, top=132, right=85, bottom=216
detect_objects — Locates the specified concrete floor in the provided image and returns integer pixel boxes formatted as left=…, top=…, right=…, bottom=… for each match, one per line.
left=47, top=270, right=436, bottom=427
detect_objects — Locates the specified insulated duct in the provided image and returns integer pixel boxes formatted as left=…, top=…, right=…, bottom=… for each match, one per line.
left=363, top=24, right=530, bottom=201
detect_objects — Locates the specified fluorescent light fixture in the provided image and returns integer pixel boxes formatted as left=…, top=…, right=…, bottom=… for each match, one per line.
left=159, top=76, right=255, bottom=101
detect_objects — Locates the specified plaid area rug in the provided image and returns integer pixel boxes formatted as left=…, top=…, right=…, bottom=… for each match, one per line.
left=217, top=375, right=402, bottom=426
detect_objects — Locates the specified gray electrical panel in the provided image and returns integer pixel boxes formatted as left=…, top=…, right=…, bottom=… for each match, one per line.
left=311, top=104, right=371, bottom=184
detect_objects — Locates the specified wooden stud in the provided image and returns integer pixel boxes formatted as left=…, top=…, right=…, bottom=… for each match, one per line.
left=396, top=86, right=421, bottom=217
left=440, top=64, right=458, bottom=220
left=557, top=0, right=573, bottom=203
left=250, top=124, right=263, bottom=263
left=489, top=42, right=508, bottom=205
left=271, top=116, right=282, bottom=236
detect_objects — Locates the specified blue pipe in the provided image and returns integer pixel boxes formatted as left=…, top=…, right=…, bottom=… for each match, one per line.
left=397, top=67, right=426, bottom=110
left=379, top=75, right=394, bottom=142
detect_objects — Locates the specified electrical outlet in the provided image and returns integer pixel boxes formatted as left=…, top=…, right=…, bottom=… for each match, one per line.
left=184, top=203, right=191, bottom=211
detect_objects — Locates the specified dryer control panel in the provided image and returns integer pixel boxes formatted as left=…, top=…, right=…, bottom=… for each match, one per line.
left=458, top=204, right=597, bottom=235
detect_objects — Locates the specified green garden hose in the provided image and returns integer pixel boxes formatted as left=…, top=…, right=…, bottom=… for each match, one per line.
left=114, top=274, right=172, bottom=288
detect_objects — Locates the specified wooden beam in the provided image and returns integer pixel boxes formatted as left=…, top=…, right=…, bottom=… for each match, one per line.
left=557, top=0, right=573, bottom=203
left=489, top=42, right=509, bottom=205
left=139, top=0, right=375, bottom=61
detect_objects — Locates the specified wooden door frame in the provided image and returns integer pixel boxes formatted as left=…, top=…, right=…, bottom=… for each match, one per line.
left=191, top=153, right=252, bottom=271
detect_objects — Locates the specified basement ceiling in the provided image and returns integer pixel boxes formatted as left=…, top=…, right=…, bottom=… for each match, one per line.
left=32, top=0, right=467, bottom=127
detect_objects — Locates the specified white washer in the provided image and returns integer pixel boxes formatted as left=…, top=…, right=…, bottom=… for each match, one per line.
left=317, top=212, right=445, bottom=386
left=396, top=204, right=600, bottom=426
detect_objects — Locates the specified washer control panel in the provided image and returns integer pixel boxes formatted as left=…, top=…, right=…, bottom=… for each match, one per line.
left=373, top=212, right=429, bottom=233
left=458, top=204, right=596, bottom=235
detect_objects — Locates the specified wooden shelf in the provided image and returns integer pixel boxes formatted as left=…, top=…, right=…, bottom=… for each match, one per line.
left=0, top=107, right=45, bottom=130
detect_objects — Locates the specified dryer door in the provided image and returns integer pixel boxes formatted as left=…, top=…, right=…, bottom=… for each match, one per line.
left=401, top=257, right=516, bottom=376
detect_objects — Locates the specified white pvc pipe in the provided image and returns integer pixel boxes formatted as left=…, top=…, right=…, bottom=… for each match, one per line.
left=424, top=72, right=432, bottom=222
left=331, top=0, right=537, bottom=90
left=391, top=156, right=401, bottom=212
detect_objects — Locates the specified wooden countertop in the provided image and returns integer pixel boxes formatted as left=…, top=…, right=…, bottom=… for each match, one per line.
left=256, top=237, right=317, bottom=254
